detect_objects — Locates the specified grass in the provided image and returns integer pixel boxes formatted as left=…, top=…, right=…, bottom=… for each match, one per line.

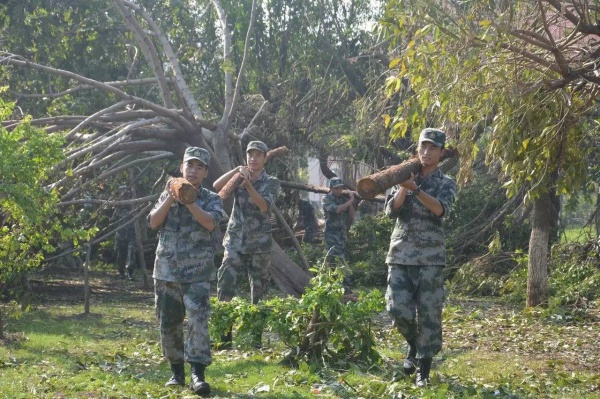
left=560, top=226, right=595, bottom=244
left=1, top=268, right=600, bottom=398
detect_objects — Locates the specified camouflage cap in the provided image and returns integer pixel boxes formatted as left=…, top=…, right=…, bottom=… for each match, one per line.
left=418, top=128, right=446, bottom=148
left=246, top=140, right=269, bottom=154
left=183, top=146, right=210, bottom=166
left=329, top=177, right=345, bottom=188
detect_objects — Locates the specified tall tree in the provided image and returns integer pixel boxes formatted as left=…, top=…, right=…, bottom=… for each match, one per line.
left=379, top=0, right=599, bottom=306
left=0, top=0, right=385, bottom=293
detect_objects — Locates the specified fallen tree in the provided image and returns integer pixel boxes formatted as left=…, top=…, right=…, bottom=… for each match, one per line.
left=1, top=0, right=316, bottom=297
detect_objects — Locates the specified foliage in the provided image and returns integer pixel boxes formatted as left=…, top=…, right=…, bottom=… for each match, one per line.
left=0, top=99, right=75, bottom=286
left=379, top=0, right=590, bottom=199
left=346, top=213, right=395, bottom=286
left=448, top=250, right=527, bottom=301
left=211, top=262, right=385, bottom=366
left=450, top=238, right=600, bottom=311
left=445, top=173, right=531, bottom=267
left=547, top=241, right=600, bottom=308
left=377, top=0, right=600, bottom=307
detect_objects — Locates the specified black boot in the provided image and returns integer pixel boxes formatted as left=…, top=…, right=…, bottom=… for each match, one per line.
left=165, top=363, right=185, bottom=387
left=126, top=267, right=134, bottom=281
left=416, top=357, right=432, bottom=387
left=218, top=327, right=232, bottom=349
left=403, top=339, right=417, bottom=375
left=190, top=363, right=211, bottom=396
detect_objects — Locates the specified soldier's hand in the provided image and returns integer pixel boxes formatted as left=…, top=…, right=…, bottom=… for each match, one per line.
left=400, top=172, right=418, bottom=191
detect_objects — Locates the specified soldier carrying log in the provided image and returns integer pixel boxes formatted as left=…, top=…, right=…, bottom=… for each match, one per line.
left=213, top=140, right=280, bottom=349
left=384, top=128, right=456, bottom=387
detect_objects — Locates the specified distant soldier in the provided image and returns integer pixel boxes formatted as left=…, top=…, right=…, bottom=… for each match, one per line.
left=114, top=185, right=136, bottom=280
left=148, top=147, right=224, bottom=396
left=297, top=198, right=318, bottom=244
left=322, top=177, right=356, bottom=263
left=385, top=128, right=456, bottom=387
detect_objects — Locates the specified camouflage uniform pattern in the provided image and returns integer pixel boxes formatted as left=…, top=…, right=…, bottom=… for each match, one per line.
left=298, top=199, right=317, bottom=243
left=386, top=264, right=444, bottom=358
left=218, top=170, right=279, bottom=303
left=152, top=188, right=224, bottom=282
left=155, top=280, right=212, bottom=365
left=322, top=193, right=351, bottom=259
left=222, top=170, right=279, bottom=254
left=385, top=168, right=456, bottom=359
left=150, top=186, right=224, bottom=365
left=217, top=252, right=272, bottom=304
left=385, top=169, right=456, bottom=265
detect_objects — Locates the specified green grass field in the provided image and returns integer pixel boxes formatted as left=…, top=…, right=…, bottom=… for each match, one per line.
left=1, top=268, right=599, bottom=398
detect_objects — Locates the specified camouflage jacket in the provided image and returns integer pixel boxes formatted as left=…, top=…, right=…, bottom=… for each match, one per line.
left=151, top=187, right=224, bottom=282
left=223, top=170, right=280, bottom=254
left=322, top=193, right=351, bottom=242
left=114, top=205, right=135, bottom=240
left=298, top=199, right=317, bottom=228
left=385, top=169, right=456, bottom=266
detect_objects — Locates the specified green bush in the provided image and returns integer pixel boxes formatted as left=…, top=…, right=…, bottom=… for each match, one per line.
left=547, top=241, right=600, bottom=308
left=346, top=213, right=394, bottom=286
left=211, top=262, right=385, bottom=366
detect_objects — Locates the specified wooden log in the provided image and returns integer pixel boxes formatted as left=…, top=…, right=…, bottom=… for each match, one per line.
left=357, top=157, right=422, bottom=200
left=270, top=243, right=312, bottom=297
left=356, top=148, right=458, bottom=199
left=218, top=146, right=290, bottom=200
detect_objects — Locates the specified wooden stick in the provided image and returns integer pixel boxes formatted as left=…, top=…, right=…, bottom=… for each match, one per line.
left=218, top=146, right=289, bottom=200
left=280, top=180, right=385, bottom=203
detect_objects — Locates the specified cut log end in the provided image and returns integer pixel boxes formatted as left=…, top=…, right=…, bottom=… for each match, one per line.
left=356, top=178, right=378, bottom=200
left=169, top=177, right=198, bottom=204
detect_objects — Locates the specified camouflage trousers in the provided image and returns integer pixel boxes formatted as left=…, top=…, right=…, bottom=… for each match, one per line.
left=217, top=251, right=271, bottom=304
left=154, top=279, right=212, bottom=365
left=386, top=264, right=444, bottom=358
left=324, top=233, right=346, bottom=262
left=115, top=238, right=136, bottom=275
left=303, top=222, right=317, bottom=243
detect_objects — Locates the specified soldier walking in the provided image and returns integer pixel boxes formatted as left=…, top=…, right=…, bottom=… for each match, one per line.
left=214, top=141, right=280, bottom=349
left=385, top=128, right=456, bottom=387
left=148, top=147, right=224, bottom=396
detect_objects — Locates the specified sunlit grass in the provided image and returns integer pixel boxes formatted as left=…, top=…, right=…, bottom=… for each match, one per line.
left=1, top=270, right=600, bottom=398
left=560, top=226, right=595, bottom=243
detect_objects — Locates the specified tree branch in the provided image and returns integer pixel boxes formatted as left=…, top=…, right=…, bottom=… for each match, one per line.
left=0, top=53, right=196, bottom=132
left=112, top=0, right=174, bottom=108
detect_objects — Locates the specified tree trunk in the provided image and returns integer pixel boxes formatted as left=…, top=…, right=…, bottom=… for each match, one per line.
left=526, top=192, right=553, bottom=307
left=270, top=244, right=312, bottom=297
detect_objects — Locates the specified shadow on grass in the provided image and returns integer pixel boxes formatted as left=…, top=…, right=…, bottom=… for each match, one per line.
left=6, top=307, right=157, bottom=348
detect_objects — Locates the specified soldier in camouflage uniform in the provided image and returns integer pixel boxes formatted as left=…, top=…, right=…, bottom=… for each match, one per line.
left=385, top=128, right=456, bottom=387
left=214, top=140, right=280, bottom=348
left=148, top=147, right=224, bottom=396
left=322, top=177, right=356, bottom=263
left=297, top=198, right=318, bottom=243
